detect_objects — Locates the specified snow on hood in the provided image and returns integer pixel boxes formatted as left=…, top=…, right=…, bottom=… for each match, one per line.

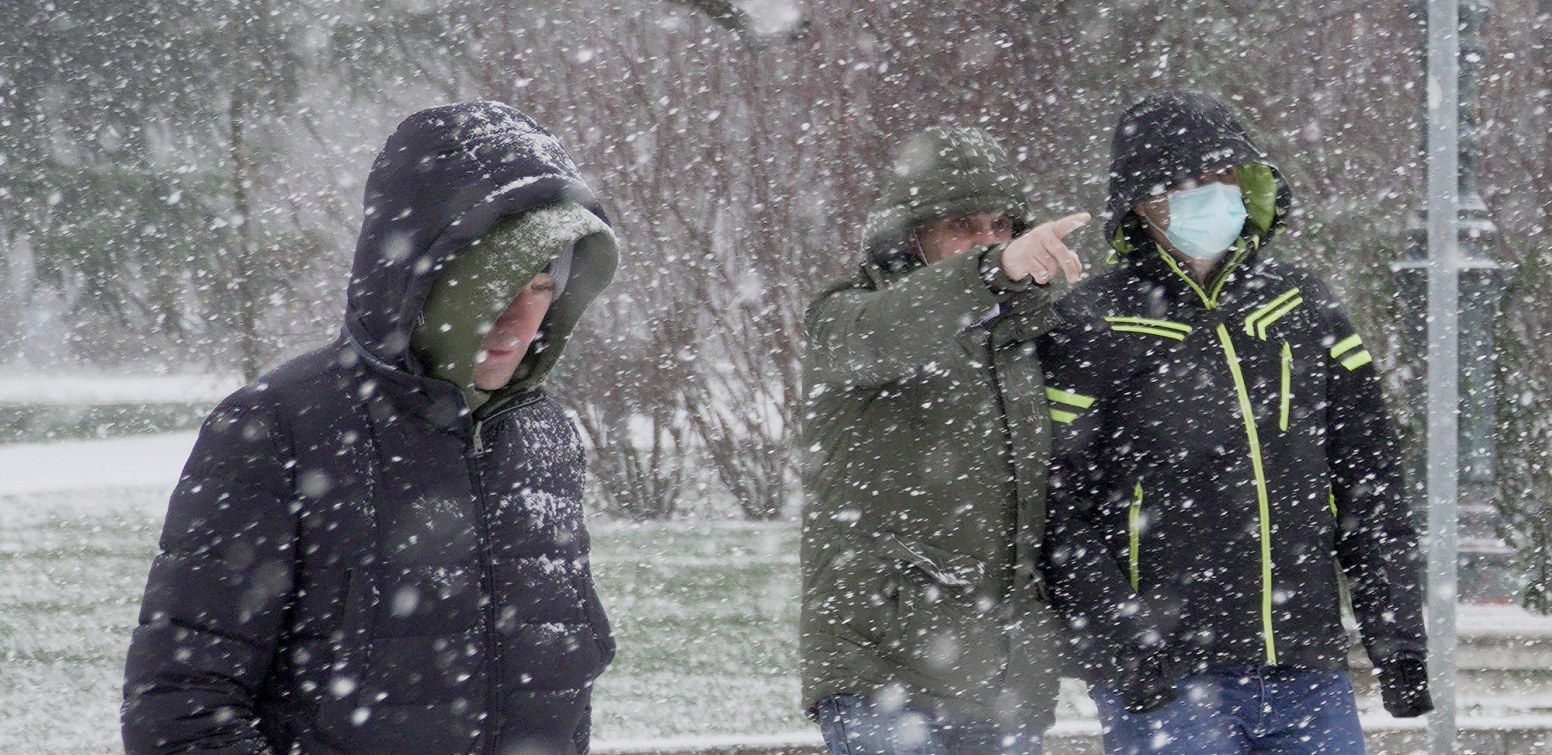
left=343, top=102, right=617, bottom=384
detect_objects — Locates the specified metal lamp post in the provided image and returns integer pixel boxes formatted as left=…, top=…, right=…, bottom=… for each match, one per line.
left=1393, top=0, right=1505, bottom=752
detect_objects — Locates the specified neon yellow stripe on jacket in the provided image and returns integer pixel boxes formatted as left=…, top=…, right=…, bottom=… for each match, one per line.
left=1244, top=288, right=1302, bottom=339
left=1254, top=296, right=1304, bottom=340
left=1045, top=387, right=1096, bottom=409
left=1129, top=482, right=1143, bottom=591
left=1110, top=325, right=1189, bottom=341
left=1330, top=334, right=1363, bottom=358
left=1279, top=341, right=1292, bottom=431
left=1341, top=350, right=1373, bottom=370
left=1330, top=333, right=1372, bottom=370
left=1106, top=316, right=1192, bottom=335
left=1046, top=387, right=1093, bottom=425
left=1106, top=316, right=1193, bottom=342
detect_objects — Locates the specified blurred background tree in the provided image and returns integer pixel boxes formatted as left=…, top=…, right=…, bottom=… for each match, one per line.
left=0, top=0, right=335, bottom=380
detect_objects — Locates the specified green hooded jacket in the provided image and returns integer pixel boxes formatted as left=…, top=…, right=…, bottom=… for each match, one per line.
left=799, top=127, right=1063, bottom=727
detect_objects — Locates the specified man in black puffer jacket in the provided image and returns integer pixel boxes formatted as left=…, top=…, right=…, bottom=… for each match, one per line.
left=1040, top=92, right=1430, bottom=755
left=122, top=102, right=618, bottom=755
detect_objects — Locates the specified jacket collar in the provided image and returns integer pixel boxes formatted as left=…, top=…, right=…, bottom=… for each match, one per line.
left=1128, top=234, right=1265, bottom=311
left=344, top=330, right=472, bottom=434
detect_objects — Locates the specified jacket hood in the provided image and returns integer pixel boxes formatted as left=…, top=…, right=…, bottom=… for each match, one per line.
left=1104, top=91, right=1292, bottom=260
left=345, top=101, right=617, bottom=397
left=862, top=126, right=1035, bottom=264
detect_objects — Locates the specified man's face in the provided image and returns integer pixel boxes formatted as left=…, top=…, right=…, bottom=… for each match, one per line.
left=915, top=212, right=1015, bottom=263
left=472, top=273, right=556, bottom=391
left=1133, top=165, right=1240, bottom=242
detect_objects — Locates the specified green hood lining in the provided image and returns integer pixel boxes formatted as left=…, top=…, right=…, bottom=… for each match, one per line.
left=410, top=202, right=618, bottom=416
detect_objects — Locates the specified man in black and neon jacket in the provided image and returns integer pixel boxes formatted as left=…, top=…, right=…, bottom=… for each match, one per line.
left=1039, top=92, right=1431, bottom=755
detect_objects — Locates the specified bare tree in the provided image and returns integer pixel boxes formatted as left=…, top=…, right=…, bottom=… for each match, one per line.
left=1481, top=0, right=1552, bottom=611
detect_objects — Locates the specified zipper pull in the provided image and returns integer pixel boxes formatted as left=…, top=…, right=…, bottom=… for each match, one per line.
left=471, top=419, right=486, bottom=457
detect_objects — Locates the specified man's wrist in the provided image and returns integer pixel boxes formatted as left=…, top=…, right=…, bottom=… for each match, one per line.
left=979, top=243, right=1034, bottom=295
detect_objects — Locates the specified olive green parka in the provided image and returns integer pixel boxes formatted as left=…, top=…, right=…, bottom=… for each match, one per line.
left=799, top=127, right=1063, bottom=728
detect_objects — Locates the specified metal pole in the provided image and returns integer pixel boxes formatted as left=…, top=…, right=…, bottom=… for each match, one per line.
left=1425, top=0, right=1461, bottom=751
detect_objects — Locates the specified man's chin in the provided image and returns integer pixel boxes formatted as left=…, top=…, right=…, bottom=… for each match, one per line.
left=473, top=353, right=522, bottom=391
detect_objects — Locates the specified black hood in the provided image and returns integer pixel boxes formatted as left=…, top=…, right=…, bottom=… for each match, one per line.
left=345, top=102, right=612, bottom=372
left=1104, top=91, right=1292, bottom=258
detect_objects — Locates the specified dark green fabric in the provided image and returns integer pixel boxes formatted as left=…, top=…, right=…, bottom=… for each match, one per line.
left=861, top=126, right=1035, bottom=254
left=410, top=202, right=617, bottom=415
left=800, top=244, right=1062, bottom=726
left=1239, top=162, right=1279, bottom=234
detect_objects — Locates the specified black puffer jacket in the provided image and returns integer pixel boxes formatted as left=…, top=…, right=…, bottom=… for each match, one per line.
left=123, top=103, right=617, bottom=755
left=1039, top=92, right=1426, bottom=706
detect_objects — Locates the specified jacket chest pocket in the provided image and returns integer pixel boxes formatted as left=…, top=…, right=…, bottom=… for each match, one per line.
left=1126, top=483, right=1145, bottom=591
left=1266, top=336, right=1325, bottom=433
left=1236, top=290, right=1321, bottom=430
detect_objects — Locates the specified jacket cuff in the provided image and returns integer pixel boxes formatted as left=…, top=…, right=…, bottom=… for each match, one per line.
left=978, top=243, right=1038, bottom=296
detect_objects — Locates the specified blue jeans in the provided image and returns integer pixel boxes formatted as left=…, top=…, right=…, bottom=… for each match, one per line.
left=1092, top=667, right=1365, bottom=755
left=816, top=694, right=1043, bottom=755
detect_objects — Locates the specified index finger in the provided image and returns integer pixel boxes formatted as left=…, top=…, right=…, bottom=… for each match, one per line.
left=1047, top=211, right=1092, bottom=240
left=1053, top=242, right=1083, bottom=284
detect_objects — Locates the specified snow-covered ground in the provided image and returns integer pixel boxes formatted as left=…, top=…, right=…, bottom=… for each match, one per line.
left=4, top=432, right=1551, bottom=755
left=0, top=374, right=242, bottom=406
left=0, top=432, right=810, bottom=754
left=0, top=432, right=196, bottom=498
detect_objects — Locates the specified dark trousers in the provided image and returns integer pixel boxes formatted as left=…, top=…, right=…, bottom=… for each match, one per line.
left=1092, top=667, right=1365, bottom=755
left=816, top=694, right=1044, bottom=755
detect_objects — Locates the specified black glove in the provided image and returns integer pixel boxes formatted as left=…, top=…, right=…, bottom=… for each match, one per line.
left=1377, top=657, right=1434, bottom=718
left=1114, top=650, right=1177, bottom=714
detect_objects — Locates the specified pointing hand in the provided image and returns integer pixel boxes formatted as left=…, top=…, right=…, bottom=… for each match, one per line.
left=1002, top=212, right=1090, bottom=285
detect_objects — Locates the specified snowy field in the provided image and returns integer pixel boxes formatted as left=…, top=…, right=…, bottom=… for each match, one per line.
left=0, top=374, right=243, bottom=406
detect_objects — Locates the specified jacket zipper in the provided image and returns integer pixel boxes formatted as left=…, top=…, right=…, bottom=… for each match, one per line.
left=1155, top=239, right=1253, bottom=310
left=471, top=393, right=544, bottom=459
left=467, top=421, right=498, bottom=755
left=464, top=397, right=537, bottom=755
left=472, top=418, right=487, bottom=457
left=979, top=330, right=1031, bottom=686
left=1158, top=248, right=1278, bottom=664
left=1214, top=324, right=1278, bottom=666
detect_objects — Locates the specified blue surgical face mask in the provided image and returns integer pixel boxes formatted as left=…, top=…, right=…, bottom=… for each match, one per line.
left=1164, top=182, right=1248, bottom=260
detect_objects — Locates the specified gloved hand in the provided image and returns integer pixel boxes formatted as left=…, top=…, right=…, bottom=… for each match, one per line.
left=1115, top=650, right=1177, bottom=714
left=1378, top=657, right=1434, bottom=718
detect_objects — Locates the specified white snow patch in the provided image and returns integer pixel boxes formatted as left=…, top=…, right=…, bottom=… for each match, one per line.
left=0, top=374, right=241, bottom=406
left=0, top=432, right=196, bottom=497
left=594, top=731, right=823, bottom=754
left=1458, top=603, right=1552, bottom=635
